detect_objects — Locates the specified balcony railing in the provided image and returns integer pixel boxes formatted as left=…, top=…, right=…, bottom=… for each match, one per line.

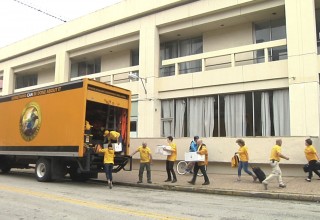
left=71, top=65, right=139, bottom=85
left=161, top=39, right=287, bottom=76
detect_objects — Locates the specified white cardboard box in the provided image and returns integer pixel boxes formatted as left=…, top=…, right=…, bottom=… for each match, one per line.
left=185, top=152, right=205, bottom=162
left=103, top=143, right=122, bottom=152
left=156, top=145, right=172, bottom=156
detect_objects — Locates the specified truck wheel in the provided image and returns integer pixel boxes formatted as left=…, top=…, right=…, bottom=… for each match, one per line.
left=35, top=158, right=52, bottom=182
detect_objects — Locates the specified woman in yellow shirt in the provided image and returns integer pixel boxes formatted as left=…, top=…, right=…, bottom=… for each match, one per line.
left=163, top=136, right=177, bottom=183
left=304, top=139, right=320, bottom=182
left=235, top=139, right=257, bottom=182
left=98, top=143, right=115, bottom=188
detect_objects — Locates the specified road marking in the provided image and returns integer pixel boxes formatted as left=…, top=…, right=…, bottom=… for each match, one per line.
left=0, top=184, right=189, bottom=220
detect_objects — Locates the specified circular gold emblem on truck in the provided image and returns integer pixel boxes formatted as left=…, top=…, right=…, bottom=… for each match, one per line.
left=20, top=102, right=41, bottom=141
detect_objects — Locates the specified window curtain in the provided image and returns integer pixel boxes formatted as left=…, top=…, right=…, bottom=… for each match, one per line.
left=174, top=99, right=186, bottom=137
left=188, top=96, right=215, bottom=137
left=273, top=90, right=290, bottom=136
left=224, top=94, right=246, bottom=137
left=261, top=92, right=271, bottom=136
left=204, top=97, right=215, bottom=137
left=161, top=100, right=174, bottom=136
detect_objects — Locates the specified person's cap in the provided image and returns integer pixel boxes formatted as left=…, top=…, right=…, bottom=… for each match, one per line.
left=104, top=130, right=110, bottom=136
left=194, top=136, right=199, bottom=140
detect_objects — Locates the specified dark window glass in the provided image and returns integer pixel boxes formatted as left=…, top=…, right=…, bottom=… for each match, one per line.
left=15, top=74, right=38, bottom=89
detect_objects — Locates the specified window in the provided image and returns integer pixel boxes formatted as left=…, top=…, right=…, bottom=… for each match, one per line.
left=130, top=49, right=140, bottom=80
left=15, top=74, right=38, bottom=89
left=130, top=101, right=138, bottom=137
left=0, top=74, right=3, bottom=90
left=71, top=58, right=101, bottom=78
left=254, top=18, right=287, bottom=62
left=161, top=89, right=290, bottom=137
left=160, top=37, right=203, bottom=77
left=315, top=9, right=320, bottom=53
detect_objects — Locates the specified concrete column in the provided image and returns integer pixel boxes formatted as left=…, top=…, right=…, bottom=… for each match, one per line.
left=2, top=68, right=14, bottom=95
left=55, top=51, right=70, bottom=83
left=285, top=0, right=319, bottom=136
left=138, top=16, right=161, bottom=137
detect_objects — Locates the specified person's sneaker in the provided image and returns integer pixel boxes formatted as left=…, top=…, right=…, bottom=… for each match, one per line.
left=305, top=178, right=311, bottom=182
left=279, top=184, right=286, bottom=188
left=253, top=176, right=258, bottom=182
left=109, top=181, right=113, bottom=189
left=262, top=182, right=268, bottom=190
left=171, top=179, right=177, bottom=183
left=164, top=179, right=172, bottom=182
left=188, top=181, right=195, bottom=185
left=147, top=181, right=152, bottom=184
left=137, top=180, right=142, bottom=184
left=202, top=181, right=210, bottom=185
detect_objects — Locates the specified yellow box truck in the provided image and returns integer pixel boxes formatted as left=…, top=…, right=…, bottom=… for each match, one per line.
left=0, top=79, right=132, bottom=181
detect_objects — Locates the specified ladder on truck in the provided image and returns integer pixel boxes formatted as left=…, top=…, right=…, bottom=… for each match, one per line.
left=106, top=106, right=117, bottom=131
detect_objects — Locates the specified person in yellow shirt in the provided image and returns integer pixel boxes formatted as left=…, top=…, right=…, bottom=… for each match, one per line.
left=97, top=143, right=115, bottom=189
left=188, top=139, right=210, bottom=185
left=131, top=142, right=153, bottom=184
left=104, top=130, right=120, bottom=144
left=235, top=139, right=257, bottom=182
left=163, top=136, right=177, bottom=183
left=262, top=139, right=289, bottom=190
left=304, top=138, right=320, bottom=182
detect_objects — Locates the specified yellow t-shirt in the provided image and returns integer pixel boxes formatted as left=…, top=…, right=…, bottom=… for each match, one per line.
left=108, top=131, right=120, bottom=141
left=238, top=146, right=249, bottom=162
left=167, top=142, right=177, bottom=162
left=304, top=145, right=318, bottom=161
left=99, top=148, right=115, bottom=164
left=270, top=145, right=281, bottom=161
left=197, top=144, right=208, bottom=166
left=137, top=146, right=151, bottom=163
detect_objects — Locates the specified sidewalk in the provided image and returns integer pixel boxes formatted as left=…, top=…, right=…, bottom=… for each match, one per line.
left=100, top=169, right=320, bottom=202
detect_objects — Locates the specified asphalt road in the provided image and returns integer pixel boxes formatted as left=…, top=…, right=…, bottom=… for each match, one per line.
left=0, top=171, right=319, bottom=220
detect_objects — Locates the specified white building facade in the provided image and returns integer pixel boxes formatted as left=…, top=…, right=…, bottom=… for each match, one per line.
left=1, top=0, right=320, bottom=168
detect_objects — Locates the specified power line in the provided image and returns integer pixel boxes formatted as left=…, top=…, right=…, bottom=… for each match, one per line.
left=12, top=0, right=67, bottom=23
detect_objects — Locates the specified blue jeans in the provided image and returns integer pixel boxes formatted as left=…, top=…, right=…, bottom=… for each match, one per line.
left=238, top=161, right=253, bottom=176
left=104, top=163, right=113, bottom=181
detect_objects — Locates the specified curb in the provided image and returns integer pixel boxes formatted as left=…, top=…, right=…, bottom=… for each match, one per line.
left=110, top=181, right=320, bottom=203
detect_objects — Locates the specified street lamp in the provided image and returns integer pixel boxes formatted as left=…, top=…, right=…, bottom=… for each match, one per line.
left=128, top=72, right=147, bottom=94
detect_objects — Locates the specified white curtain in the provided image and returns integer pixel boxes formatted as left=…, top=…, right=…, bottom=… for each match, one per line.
left=189, top=97, right=205, bottom=136
left=204, top=97, right=215, bottom=137
left=174, top=99, right=186, bottom=137
left=161, top=100, right=174, bottom=136
left=224, top=94, right=246, bottom=137
left=273, top=90, right=290, bottom=136
left=261, top=92, right=271, bottom=136
left=188, top=96, right=215, bottom=137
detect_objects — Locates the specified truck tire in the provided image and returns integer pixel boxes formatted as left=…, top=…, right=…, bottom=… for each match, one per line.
left=35, top=158, right=52, bottom=182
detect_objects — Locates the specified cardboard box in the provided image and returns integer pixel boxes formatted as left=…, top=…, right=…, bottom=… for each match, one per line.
left=103, top=143, right=122, bottom=152
left=156, top=145, right=172, bottom=156
left=185, top=152, right=205, bottom=162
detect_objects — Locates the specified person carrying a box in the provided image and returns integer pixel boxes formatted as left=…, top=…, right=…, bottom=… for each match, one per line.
left=188, top=139, right=210, bottom=185
left=185, top=136, right=199, bottom=174
left=163, top=136, right=177, bottom=183
left=131, top=142, right=153, bottom=184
